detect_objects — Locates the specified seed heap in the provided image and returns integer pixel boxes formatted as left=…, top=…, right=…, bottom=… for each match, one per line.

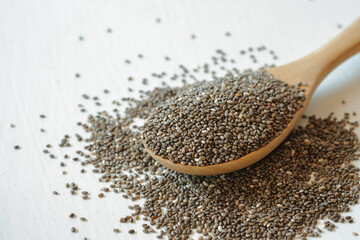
left=142, top=70, right=305, bottom=166
left=46, top=47, right=360, bottom=239
left=77, top=90, right=360, bottom=239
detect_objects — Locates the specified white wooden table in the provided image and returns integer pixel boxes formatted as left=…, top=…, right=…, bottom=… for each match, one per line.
left=1, top=0, right=360, bottom=239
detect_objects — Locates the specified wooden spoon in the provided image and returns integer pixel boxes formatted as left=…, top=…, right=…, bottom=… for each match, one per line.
left=143, top=17, right=360, bottom=175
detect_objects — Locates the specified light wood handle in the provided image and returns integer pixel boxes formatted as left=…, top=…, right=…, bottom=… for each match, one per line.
left=270, top=17, right=360, bottom=94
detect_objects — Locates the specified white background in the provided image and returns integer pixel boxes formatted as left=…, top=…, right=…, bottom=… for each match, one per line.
left=1, top=0, right=360, bottom=239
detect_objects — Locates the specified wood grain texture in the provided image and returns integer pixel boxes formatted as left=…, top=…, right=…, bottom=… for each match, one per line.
left=1, top=0, right=360, bottom=239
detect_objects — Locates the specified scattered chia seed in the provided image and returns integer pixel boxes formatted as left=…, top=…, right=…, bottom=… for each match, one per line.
left=10, top=123, right=15, bottom=128
left=75, top=73, right=81, bottom=78
left=69, top=213, right=75, bottom=218
left=345, top=216, right=354, bottom=223
left=80, top=217, right=87, bottom=222
left=98, top=193, right=104, bottom=198
left=52, top=191, right=59, bottom=195
left=113, top=228, right=120, bottom=233
left=79, top=36, right=84, bottom=41
left=129, top=229, right=135, bottom=234
left=71, top=227, right=77, bottom=233
left=40, top=114, right=46, bottom=118
left=14, top=145, right=21, bottom=150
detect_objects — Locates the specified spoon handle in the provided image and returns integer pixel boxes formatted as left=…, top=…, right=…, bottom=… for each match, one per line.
left=270, top=17, right=360, bottom=94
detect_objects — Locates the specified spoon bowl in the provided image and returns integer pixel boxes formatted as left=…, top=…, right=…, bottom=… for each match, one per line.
left=143, top=17, right=360, bottom=175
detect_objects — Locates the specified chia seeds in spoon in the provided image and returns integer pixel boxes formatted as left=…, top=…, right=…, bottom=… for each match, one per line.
left=142, top=70, right=305, bottom=166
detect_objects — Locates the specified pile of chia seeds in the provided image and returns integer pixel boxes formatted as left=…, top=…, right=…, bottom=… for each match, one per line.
left=142, top=70, right=305, bottom=166
left=43, top=46, right=359, bottom=240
